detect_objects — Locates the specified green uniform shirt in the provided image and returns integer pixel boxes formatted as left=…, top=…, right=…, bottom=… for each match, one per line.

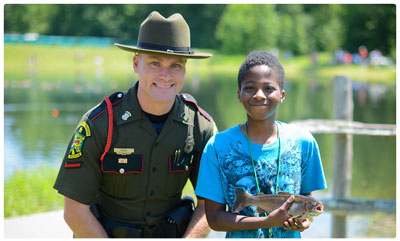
left=54, top=82, right=216, bottom=225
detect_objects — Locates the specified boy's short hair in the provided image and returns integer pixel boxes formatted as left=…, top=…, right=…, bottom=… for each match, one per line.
left=238, top=50, right=285, bottom=90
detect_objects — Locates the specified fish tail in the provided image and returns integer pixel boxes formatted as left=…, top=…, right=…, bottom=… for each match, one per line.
left=232, top=187, right=249, bottom=213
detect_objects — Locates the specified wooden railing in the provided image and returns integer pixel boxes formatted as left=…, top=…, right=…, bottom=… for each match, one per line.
left=290, top=76, right=396, bottom=238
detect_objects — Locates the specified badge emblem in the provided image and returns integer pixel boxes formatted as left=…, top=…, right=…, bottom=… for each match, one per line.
left=114, top=148, right=135, bottom=155
left=184, top=136, right=194, bottom=153
left=122, top=111, right=132, bottom=121
left=68, top=122, right=91, bottom=159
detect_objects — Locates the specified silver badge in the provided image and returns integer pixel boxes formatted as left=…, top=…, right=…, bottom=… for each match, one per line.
left=122, top=111, right=131, bottom=121
left=184, top=136, right=194, bottom=153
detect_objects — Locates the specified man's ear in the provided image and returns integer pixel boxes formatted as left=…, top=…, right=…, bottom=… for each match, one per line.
left=133, top=54, right=140, bottom=74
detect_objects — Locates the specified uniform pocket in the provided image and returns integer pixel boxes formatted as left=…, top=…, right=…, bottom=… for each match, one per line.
left=169, top=150, right=200, bottom=173
left=101, top=153, right=143, bottom=175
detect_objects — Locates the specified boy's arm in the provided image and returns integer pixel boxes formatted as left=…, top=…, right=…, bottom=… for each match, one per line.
left=204, top=196, right=295, bottom=232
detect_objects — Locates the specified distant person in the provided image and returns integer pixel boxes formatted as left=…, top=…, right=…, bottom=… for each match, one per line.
left=195, top=50, right=327, bottom=238
left=358, top=45, right=369, bottom=65
left=359, top=45, right=369, bottom=59
left=54, top=11, right=217, bottom=238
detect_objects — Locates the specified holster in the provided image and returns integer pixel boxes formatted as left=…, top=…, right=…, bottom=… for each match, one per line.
left=166, top=196, right=195, bottom=236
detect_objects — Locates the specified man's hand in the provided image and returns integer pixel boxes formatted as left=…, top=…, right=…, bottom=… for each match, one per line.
left=183, top=199, right=210, bottom=238
left=283, top=218, right=311, bottom=232
left=64, top=197, right=108, bottom=238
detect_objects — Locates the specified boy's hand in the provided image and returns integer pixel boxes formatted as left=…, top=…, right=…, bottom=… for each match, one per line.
left=283, top=218, right=311, bottom=232
left=267, top=195, right=295, bottom=227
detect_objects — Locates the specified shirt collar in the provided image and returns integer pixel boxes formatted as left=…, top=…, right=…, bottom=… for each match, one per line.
left=116, top=81, right=192, bottom=126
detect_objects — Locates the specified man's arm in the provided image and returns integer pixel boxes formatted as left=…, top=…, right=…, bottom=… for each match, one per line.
left=63, top=197, right=108, bottom=238
left=182, top=199, right=210, bottom=238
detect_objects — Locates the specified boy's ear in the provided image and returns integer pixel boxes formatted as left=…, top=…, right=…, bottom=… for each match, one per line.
left=280, top=90, right=286, bottom=103
left=237, top=89, right=242, bottom=103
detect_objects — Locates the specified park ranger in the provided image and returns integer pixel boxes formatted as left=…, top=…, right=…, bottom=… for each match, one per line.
left=54, top=11, right=217, bottom=238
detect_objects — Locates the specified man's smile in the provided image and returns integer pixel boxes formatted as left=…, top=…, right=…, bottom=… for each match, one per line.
left=153, top=83, right=175, bottom=89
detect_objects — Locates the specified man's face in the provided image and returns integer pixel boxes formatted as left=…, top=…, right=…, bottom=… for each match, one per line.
left=134, top=53, right=186, bottom=103
left=238, top=65, right=285, bottom=121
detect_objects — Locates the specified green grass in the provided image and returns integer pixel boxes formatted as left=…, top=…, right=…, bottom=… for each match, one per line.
left=4, top=165, right=196, bottom=218
left=4, top=44, right=396, bottom=84
left=4, top=166, right=64, bottom=217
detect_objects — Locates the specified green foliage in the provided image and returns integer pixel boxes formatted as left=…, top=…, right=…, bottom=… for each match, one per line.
left=339, top=4, right=396, bottom=58
left=4, top=166, right=64, bottom=217
left=216, top=4, right=279, bottom=54
left=4, top=4, right=226, bottom=49
left=4, top=4, right=396, bottom=56
left=4, top=5, right=58, bottom=33
left=276, top=5, right=312, bottom=55
left=302, top=4, right=344, bottom=53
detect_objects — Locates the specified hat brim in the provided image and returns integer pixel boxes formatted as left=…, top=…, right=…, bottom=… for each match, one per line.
left=114, top=43, right=212, bottom=59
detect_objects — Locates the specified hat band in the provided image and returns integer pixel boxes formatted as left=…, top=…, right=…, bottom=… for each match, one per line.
left=137, top=42, right=194, bottom=54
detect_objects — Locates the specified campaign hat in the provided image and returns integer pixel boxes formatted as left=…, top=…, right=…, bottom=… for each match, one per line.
left=115, top=11, right=212, bottom=59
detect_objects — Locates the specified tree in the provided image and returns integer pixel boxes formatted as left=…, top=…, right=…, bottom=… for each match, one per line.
left=216, top=4, right=280, bottom=54
left=276, top=5, right=312, bottom=55
left=339, top=4, right=395, bottom=57
left=302, top=4, right=344, bottom=53
left=4, top=4, right=58, bottom=34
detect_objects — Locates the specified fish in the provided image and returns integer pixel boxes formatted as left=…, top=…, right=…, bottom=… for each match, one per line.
left=232, top=187, right=324, bottom=219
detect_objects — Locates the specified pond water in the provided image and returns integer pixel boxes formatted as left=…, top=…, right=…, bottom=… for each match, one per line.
left=4, top=57, right=396, bottom=238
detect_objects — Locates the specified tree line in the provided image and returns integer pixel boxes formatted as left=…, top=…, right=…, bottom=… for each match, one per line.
left=4, top=4, right=396, bottom=57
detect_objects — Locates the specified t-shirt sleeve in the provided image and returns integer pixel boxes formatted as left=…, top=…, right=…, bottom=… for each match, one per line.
left=195, top=136, right=226, bottom=204
left=300, top=134, right=328, bottom=194
left=190, top=119, right=218, bottom=189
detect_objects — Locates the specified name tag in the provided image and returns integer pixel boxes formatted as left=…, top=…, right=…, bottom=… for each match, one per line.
left=118, top=158, right=128, bottom=164
left=114, top=148, right=135, bottom=155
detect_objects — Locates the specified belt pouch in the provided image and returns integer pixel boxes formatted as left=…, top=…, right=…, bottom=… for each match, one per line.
left=90, top=204, right=142, bottom=238
left=102, top=219, right=142, bottom=238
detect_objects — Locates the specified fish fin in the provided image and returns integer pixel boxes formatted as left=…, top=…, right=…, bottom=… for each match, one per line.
left=308, top=217, right=314, bottom=222
left=255, top=207, right=267, bottom=214
left=277, top=191, right=292, bottom=195
left=232, top=187, right=249, bottom=213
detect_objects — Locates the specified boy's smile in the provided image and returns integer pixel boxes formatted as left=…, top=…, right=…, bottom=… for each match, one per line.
left=238, top=64, right=285, bottom=121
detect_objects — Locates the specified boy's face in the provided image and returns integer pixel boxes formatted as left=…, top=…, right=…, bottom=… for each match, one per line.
left=238, top=64, right=285, bottom=121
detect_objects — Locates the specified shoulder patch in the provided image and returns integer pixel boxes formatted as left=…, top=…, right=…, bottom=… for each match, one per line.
left=87, top=91, right=124, bottom=121
left=179, top=93, right=212, bottom=122
left=68, top=122, right=91, bottom=159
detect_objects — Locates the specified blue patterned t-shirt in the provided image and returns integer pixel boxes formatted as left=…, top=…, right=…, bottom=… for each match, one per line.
left=195, top=121, right=327, bottom=238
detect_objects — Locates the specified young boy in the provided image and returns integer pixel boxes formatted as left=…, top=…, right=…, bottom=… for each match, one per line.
left=195, top=51, right=327, bottom=238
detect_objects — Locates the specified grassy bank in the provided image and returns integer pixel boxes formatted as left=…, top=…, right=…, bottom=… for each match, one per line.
left=4, top=166, right=195, bottom=217
left=4, top=43, right=396, bottom=84
left=4, top=166, right=63, bottom=217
